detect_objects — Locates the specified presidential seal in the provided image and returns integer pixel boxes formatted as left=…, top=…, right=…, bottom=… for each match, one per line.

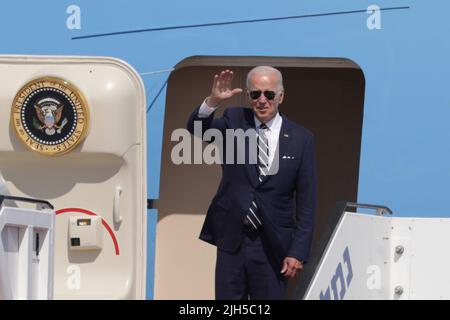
left=11, top=77, right=89, bottom=156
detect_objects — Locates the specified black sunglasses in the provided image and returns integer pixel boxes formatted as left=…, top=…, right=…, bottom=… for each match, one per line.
left=248, top=90, right=277, bottom=100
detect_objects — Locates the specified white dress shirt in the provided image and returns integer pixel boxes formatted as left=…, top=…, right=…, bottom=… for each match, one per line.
left=253, top=112, right=282, bottom=169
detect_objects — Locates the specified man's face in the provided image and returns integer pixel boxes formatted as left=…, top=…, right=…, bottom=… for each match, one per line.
left=248, top=72, right=284, bottom=124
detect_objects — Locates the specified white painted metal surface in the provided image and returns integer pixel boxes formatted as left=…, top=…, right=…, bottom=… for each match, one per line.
left=305, top=211, right=450, bottom=300
left=0, top=206, right=55, bottom=300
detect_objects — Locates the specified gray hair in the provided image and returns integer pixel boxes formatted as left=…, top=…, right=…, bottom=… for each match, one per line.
left=246, top=66, right=284, bottom=91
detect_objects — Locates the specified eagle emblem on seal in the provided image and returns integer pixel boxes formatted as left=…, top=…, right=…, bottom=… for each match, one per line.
left=33, top=98, right=69, bottom=136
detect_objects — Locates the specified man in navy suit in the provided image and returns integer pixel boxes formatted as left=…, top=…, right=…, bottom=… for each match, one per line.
left=187, top=66, right=317, bottom=299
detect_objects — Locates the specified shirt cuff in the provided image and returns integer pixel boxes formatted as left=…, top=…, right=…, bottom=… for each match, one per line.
left=197, top=98, right=217, bottom=118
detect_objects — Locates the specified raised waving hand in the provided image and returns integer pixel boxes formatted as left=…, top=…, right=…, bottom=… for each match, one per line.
left=206, top=69, right=243, bottom=108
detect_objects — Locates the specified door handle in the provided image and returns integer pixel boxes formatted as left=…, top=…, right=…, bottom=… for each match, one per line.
left=113, top=186, right=123, bottom=224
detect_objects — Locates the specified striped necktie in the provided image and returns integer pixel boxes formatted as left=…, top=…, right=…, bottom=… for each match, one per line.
left=243, top=123, right=269, bottom=231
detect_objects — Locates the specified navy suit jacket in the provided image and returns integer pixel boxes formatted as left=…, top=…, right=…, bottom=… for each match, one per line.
left=187, top=106, right=317, bottom=266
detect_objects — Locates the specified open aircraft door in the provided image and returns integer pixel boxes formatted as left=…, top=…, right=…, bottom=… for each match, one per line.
left=0, top=55, right=147, bottom=299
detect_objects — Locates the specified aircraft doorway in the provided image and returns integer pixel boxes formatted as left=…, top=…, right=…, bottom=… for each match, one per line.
left=154, top=56, right=365, bottom=299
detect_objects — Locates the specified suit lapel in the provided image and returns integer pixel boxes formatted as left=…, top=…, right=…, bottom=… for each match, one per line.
left=278, top=113, right=293, bottom=174
left=242, top=109, right=258, bottom=187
